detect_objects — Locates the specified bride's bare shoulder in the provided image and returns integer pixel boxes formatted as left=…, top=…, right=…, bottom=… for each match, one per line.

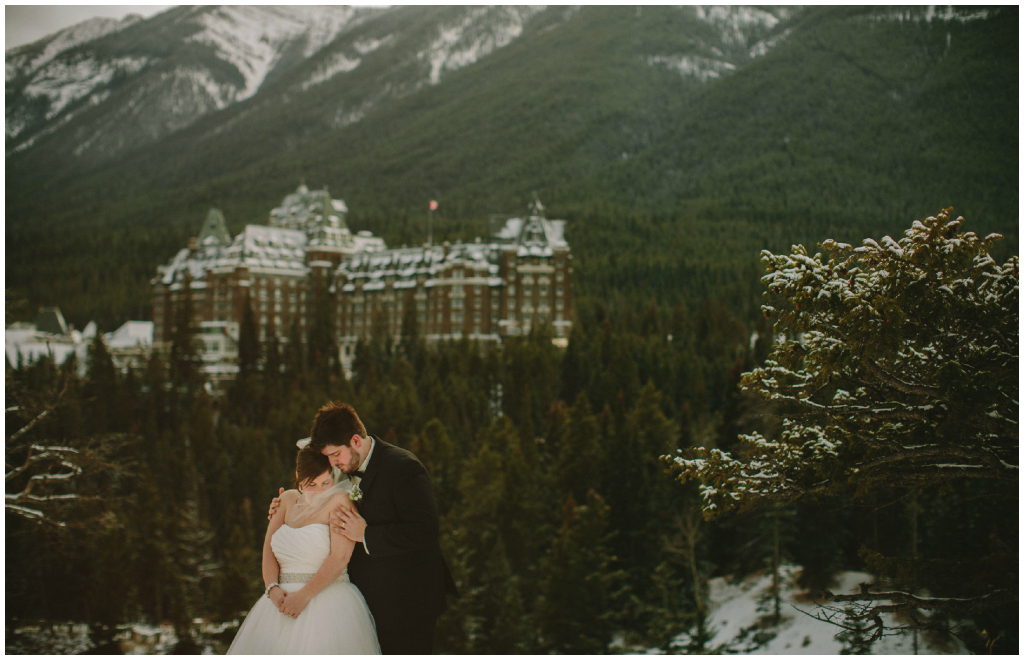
left=280, top=489, right=301, bottom=508
left=328, top=490, right=352, bottom=507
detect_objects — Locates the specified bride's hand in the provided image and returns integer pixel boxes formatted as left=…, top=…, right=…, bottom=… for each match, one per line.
left=268, top=585, right=286, bottom=610
left=279, top=590, right=311, bottom=618
left=267, top=488, right=285, bottom=520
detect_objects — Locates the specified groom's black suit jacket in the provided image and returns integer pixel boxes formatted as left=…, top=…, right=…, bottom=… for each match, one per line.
left=348, top=438, right=458, bottom=648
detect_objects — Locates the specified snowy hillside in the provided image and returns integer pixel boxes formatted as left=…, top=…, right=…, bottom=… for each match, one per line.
left=666, top=565, right=969, bottom=655
left=5, top=5, right=378, bottom=158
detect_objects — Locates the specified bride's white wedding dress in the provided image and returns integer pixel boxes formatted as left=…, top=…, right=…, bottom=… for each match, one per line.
left=227, top=523, right=380, bottom=654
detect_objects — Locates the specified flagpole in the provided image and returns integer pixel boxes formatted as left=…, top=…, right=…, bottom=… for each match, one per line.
left=428, top=206, right=433, bottom=247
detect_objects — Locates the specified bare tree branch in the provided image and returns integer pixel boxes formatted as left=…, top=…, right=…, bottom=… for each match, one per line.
left=6, top=378, right=68, bottom=446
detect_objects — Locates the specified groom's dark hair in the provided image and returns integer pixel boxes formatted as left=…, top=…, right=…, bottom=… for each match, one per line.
left=309, top=402, right=367, bottom=451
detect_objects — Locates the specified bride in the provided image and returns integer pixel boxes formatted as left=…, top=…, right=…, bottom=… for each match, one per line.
left=228, top=445, right=380, bottom=654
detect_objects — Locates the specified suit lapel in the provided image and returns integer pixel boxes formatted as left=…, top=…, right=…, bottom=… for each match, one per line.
left=355, top=436, right=387, bottom=509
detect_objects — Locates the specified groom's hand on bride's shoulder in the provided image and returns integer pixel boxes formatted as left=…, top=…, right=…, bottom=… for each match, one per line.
left=267, top=488, right=285, bottom=520
left=331, top=505, right=367, bottom=542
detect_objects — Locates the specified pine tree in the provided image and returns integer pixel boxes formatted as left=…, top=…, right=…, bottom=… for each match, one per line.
left=556, top=391, right=604, bottom=502
left=237, top=292, right=260, bottom=377
left=472, top=537, right=533, bottom=653
left=410, top=418, right=461, bottom=517
left=306, top=268, right=338, bottom=393
left=538, top=491, right=625, bottom=654
left=216, top=499, right=261, bottom=618
left=175, top=461, right=219, bottom=629
left=84, top=331, right=118, bottom=434
left=169, top=272, right=203, bottom=394
left=670, top=209, right=1019, bottom=641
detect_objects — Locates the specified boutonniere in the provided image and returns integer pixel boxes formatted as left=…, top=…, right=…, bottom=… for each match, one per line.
left=350, top=483, right=363, bottom=502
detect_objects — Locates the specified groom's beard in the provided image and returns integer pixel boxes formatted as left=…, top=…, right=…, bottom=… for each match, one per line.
left=341, top=451, right=361, bottom=474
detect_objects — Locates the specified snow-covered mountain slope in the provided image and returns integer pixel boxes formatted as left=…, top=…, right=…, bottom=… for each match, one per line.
left=667, top=565, right=969, bottom=655
left=5, top=14, right=142, bottom=81
left=5, top=6, right=569, bottom=163
left=5, top=5, right=376, bottom=157
left=6, top=5, right=798, bottom=169
left=183, top=5, right=361, bottom=100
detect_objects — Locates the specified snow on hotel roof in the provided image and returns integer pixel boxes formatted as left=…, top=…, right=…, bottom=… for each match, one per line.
left=155, top=184, right=385, bottom=286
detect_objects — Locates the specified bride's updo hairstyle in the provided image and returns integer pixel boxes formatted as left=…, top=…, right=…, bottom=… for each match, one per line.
left=294, top=445, right=332, bottom=491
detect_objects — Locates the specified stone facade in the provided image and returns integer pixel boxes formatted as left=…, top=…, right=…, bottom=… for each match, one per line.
left=152, top=184, right=572, bottom=379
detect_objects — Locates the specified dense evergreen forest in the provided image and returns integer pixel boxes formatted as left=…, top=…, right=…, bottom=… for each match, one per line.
left=7, top=208, right=1017, bottom=653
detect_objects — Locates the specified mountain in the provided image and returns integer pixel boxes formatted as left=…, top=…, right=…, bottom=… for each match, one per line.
left=6, top=5, right=789, bottom=206
left=5, top=5, right=1017, bottom=329
left=6, top=6, right=378, bottom=160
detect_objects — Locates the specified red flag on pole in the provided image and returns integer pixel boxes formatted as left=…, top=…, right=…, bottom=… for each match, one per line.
left=429, top=200, right=439, bottom=210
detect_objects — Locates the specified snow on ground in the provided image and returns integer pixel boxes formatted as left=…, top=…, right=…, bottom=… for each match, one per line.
left=668, top=564, right=969, bottom=654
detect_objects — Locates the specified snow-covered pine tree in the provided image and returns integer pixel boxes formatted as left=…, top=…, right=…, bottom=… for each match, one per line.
left=667, top=209, right=1018, bottom=640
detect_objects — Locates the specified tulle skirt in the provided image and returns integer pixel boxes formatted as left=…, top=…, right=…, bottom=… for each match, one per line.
left=227, top=580, right=380, bottom=654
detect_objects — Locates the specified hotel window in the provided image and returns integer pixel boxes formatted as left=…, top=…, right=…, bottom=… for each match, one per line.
left=557, top=287, right=563, bottom=296
left=556, top=299, right=564, bottom=310
left=260, top=302, right=268, bottom=311
left=508, top=285, right=516, bottom=296
left=540, top=286, right=548, bottom=297
left=557, top=258, right=564, bottom=267
left=556, top=271, right=564, bottom=281
left=260, top=315, right=267, bottom=325
left=525, top=286, right=532, bottom=297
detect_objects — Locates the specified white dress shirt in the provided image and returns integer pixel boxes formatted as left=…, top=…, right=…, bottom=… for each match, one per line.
left=351, top=436, right=375, bottom=554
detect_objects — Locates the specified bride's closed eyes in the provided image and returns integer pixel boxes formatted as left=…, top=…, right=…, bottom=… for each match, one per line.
left=303, top=471, right=333, bottom=493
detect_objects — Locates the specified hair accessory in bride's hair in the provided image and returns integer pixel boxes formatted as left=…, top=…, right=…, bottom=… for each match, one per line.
left=296, top=437, right=311, bottom=449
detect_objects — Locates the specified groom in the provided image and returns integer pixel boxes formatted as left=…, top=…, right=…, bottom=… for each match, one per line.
left=271, top=402, right=458, bottom=654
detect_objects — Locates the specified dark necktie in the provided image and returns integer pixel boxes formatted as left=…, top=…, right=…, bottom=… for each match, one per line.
left=350, top=470, right=364, bottom=479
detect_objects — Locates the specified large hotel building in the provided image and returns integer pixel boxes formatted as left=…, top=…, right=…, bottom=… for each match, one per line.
left=152, top=184, right=572, bottom=388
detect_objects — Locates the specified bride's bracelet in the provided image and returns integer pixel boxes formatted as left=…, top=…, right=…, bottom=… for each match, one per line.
left=265, top=582, right=280, bottom=596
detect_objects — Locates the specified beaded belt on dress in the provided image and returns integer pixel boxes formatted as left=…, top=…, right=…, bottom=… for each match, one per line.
left=278, top=572, right=349, bottom=584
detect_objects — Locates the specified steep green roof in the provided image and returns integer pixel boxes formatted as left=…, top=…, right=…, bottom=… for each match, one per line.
left=198, top=208, right=231, bottom=246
